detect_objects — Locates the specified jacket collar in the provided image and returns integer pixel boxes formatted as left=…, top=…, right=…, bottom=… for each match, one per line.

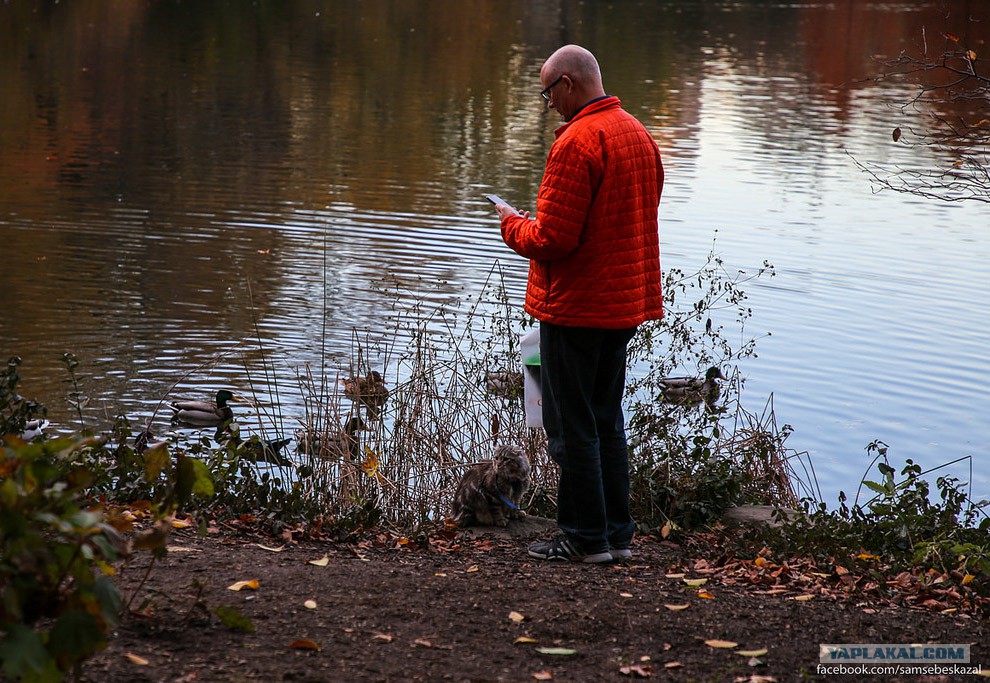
left=555, top=95, right=621, bottom=138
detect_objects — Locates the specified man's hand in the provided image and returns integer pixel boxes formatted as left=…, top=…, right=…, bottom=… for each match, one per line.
left=495, top=203, right=530, bottom=221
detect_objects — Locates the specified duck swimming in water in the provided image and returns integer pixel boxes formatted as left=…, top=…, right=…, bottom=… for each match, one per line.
left=659, top=366, right=727, bottom=411
left=341, top=371, right=389, bottom=418
left=170, top=389, right=237, bottom=427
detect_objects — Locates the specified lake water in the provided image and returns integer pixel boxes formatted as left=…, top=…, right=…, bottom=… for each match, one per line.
left=1, top=0, right=987, bottom=505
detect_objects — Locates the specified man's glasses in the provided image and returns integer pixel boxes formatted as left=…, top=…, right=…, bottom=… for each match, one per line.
left=540, top=75, right=564, bottom=102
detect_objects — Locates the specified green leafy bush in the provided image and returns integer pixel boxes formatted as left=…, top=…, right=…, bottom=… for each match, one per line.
left=750, top=442, right=990, bottom=601
left=0, top=437, right=123, bottom=682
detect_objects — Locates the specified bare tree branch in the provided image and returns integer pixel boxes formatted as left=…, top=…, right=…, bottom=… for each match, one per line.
left=856, top=24, right=990, bottom=203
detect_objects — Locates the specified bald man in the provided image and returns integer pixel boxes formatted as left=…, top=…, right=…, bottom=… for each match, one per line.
left=496, top=45, right=664, bottom=563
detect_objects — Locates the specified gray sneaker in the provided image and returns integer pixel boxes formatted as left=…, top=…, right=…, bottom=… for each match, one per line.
left=528, top=536, right=612, bottom=564
left=609, top=547, right=633, bottom=561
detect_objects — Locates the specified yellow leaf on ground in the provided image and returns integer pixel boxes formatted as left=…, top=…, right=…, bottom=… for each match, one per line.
left=509, top=611, right=526, bottom=623
left=467, top=565, right=480, bottom=573
left=619, top=592, right=634, bottom=598
left=665, top=572, right=685, bottom=579
left=288, top=639, right=320, bottom=650
left=304, top=600, right=317, bottom=610
left=227, top=580, right=259, bottom=591
left=697, top=590, right=716, bottom=600
left=170, top=518, right=192, bottom=529
left=664, top=604, right=690, bottom=611
left=791, top=594, right=814, bottom=601
left=664, top=661, right=683, bottom=669
left=372, top=633, right=393, bottom=642
left=308, top=556, right=330, bottom=567
left=533, top=672, right=554, bottom=681
left=705, top=639, right=739, bottom=649
left=962, top=574, right=976, bottom=586
left=124, top=653, right=149, bottom=666
left=856, top=552, right=879, bottom=561
left=537, top=647, right=577, bottom=656
left=737, top=649, right=769, bottom=657
left=256, top=544, right=285, bottom=552
left=619, top=664, right=654, bottom=677
left=683, top=578, right=708, bottom=587
left=515, top=636, right=538, bottom=644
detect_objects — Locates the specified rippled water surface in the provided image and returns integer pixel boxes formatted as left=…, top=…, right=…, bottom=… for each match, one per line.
left=1, top=0, right=988, bottom=502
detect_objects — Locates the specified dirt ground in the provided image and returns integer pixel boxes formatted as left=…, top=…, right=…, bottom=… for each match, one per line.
left=81, top=517, right=988, bottom=683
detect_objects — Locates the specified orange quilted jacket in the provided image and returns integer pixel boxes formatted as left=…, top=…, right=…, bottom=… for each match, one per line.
left=501, top=96, right=664, bottom=329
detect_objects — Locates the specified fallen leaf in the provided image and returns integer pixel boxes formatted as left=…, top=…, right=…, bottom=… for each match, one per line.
left=664, top=661, right=683, bottom=669
left=737, top=648, right=769, bottom=657
left=509, top=611, right=527, bottom=623
left=288, top=639, right=320, bottom=651
left=308, top=556, right=330, bottom=567
left=705, top=639, right=739, bottom=649
left=683, top=578, right=708, bottom=587
left=664, top=604, right=690, bottom=611
left=515, top=636, right=539, bottom=644
left=619, top=592, right=634, bottom=598
left=170, top=518, right=192, bottom=529
left=466, top=565, right=480, bottom=573
left=372, top=633, right=393, bottom=643
left=304, top=600, right=317, bottom=610
left=697, top=590, right=716, bottom=600
left=213, top=605, right=255, bottom=633
left=962, top=574, right=975, bottom=586
left=536, top=647, right=577, bottom=656
left=791, top=594, right=814, bottom=601
left=413, top=638, right=434, bottom=648
left=856, top=552, right=879, bottom=561
left=124, top=653, right=149, bottom=665
left=227, top=580, right=259, bottom=591
left=665, top=572, right=685, bottom=579
left=619, top=664, right=653, bottom=677
left=966, top=49, right=977, bottom=61
left=892, top=127, right=902, bottom=142
left=533, top=672, right=553, bottom=681
left=256, top=544, right=285, bottom=552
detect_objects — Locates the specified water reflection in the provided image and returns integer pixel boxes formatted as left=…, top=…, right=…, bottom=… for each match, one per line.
left=1, top=0, right=987, bottom=501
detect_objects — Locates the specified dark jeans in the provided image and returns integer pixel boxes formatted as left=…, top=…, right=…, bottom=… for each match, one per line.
left=540, top=322, right=637, bottom=553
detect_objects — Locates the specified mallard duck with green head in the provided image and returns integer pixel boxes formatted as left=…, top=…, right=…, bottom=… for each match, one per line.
left=659, top=366, right=726, bottom=410
left=170, top=389, right=237, bottom=427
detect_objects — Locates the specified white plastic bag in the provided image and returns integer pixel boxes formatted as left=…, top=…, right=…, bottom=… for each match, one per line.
left=520, top=328, right=543, bottom=428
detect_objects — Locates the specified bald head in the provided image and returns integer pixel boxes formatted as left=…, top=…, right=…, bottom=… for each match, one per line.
left=540, top=45, right=606, bottom=121
left=544, top=45, right=602, bottom=86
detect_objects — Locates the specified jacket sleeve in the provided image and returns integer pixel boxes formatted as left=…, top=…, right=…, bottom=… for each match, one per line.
left=500, top=137, right=600, bottom=261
